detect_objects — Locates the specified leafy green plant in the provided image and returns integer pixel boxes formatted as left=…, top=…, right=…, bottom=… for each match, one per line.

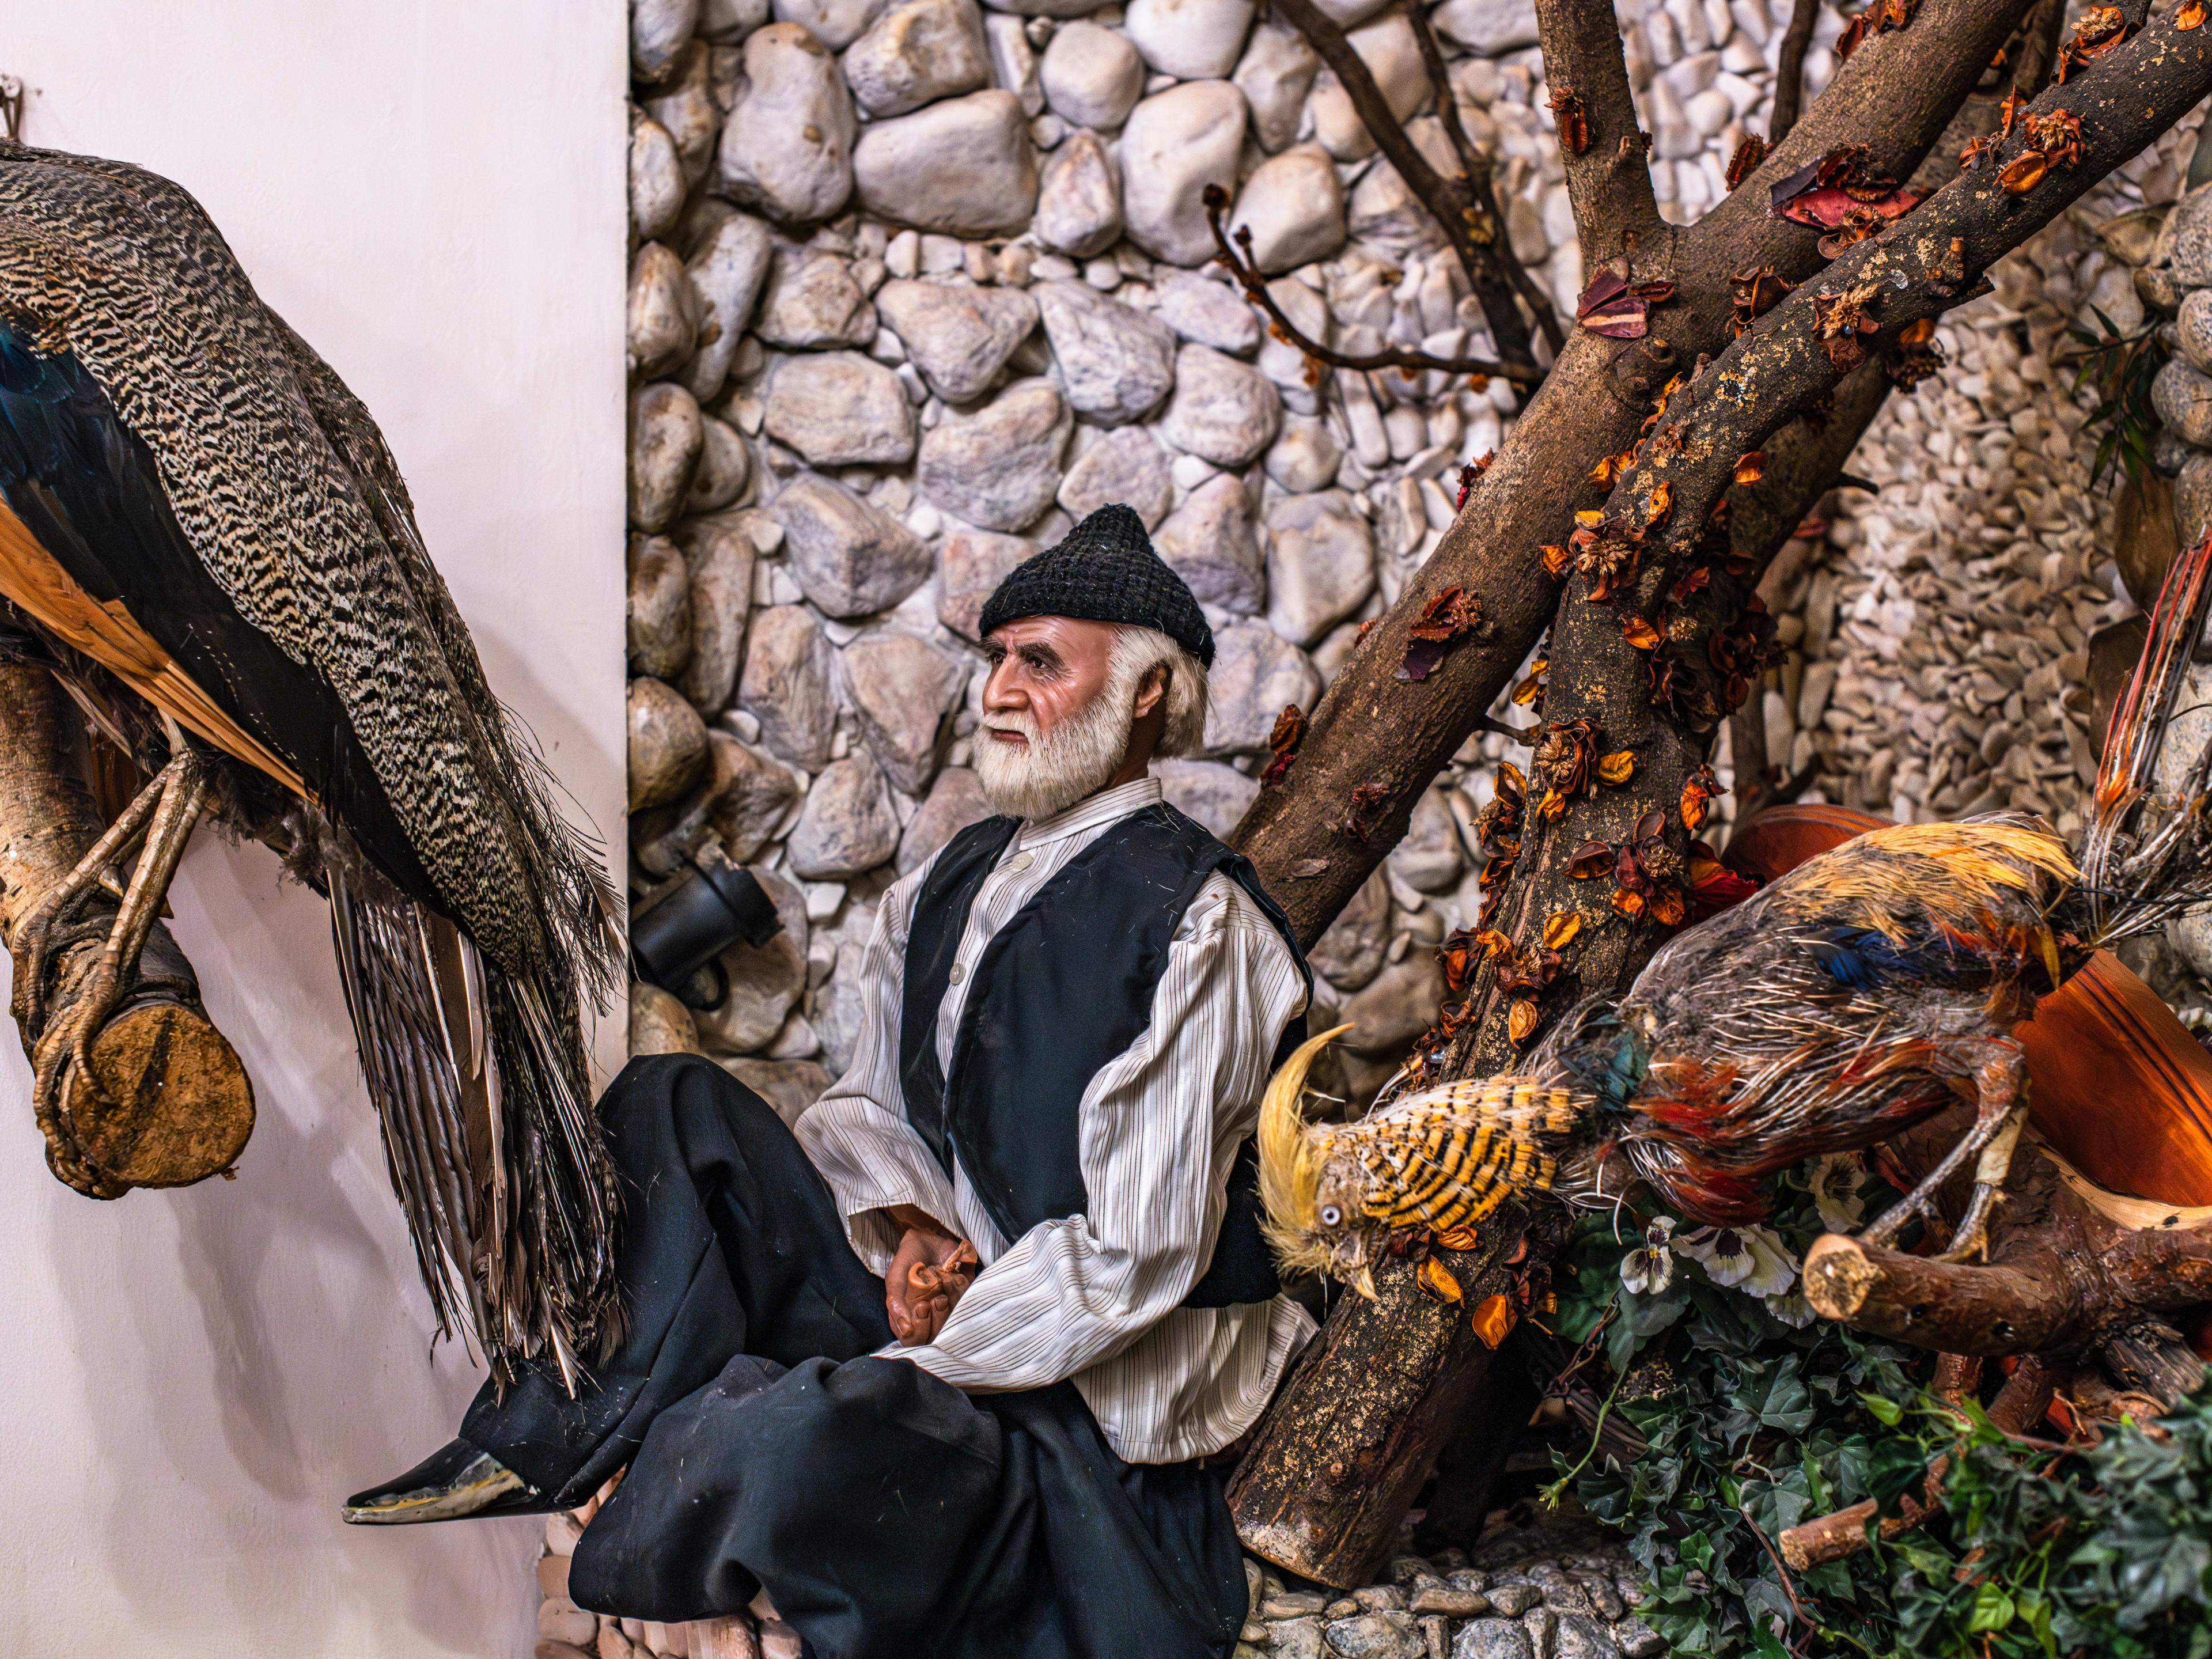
left=2062, top=308, right=2171, bottom=494
left=1548, top=1157, right=2212, bottom=1658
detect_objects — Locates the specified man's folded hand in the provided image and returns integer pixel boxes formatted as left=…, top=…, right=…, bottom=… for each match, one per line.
left=881, top=1206, right=979, bottom=1345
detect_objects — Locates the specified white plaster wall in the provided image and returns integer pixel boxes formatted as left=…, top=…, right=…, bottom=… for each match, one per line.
left=0, top=3, right=625, bottom=1654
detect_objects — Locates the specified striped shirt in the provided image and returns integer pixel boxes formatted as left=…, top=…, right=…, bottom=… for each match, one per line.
left=796, top=775, right=1317, bottom=1464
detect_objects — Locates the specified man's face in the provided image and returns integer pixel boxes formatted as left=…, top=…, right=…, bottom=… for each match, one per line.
left=979, top=616, right=1119, bottom=749
left=975, top=615, right=1135, bottom=820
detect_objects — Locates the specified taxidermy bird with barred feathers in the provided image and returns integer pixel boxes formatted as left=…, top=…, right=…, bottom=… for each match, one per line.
left=0, top=142, right=623, bottom=1387
left=1263, top=528, right=2212, bottom=1285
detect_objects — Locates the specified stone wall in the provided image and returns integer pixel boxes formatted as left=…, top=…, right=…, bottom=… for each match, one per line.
left=619, top=0, right=1837, bottom=1120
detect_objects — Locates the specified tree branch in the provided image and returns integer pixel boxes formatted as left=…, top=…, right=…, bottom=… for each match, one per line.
left=1228, top=0, right=2034, bottom=950
left=1205, top=190, right=1540, bottom=386
left=1267, top=0, right=1551, bottom=370
left=1769, top=0, right=1820, bottom=146
left=1454, top=6, right=2212, bottom=1067
left=1532, top=0, right=1663, bottom=268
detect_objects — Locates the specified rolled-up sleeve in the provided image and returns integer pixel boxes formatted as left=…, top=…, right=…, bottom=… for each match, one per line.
left=894, top=878, right=1306, bottom=1392
left=795, top=872, right=961, bottom=1273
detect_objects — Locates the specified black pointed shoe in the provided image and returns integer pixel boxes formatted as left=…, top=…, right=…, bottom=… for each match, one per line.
left=342, top=1438, right=545, bottom=1525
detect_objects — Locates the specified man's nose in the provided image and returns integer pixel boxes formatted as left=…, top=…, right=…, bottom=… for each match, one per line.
left=982, top=659, right=1025, bottom=711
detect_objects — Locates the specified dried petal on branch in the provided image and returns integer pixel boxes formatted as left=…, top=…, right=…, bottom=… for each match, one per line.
left=1645, top=480, right=1673, bottom=527
left=1888, top=315, right=1946, bottom=391
left=1734, top=451, right=1766, bottom=484
left=1770, top=146, right=1924, bottom=248
left=1540, top=543, right=1573, bottom=580
left=1587, top=448, right=1636, bottom=489
left=1596, top=750, right=1636, bottom=786
left=1566, top=839, right=1613, bottom=880
left=1809, top=279, right=1884, bottom=371
left=1474, top=768, right=1525, bottom=862
left=1570, top=516, right=1647, bottom=601
left=1398, top=587, right=1482, bottom=682
left=2056, top=5, right=2127, bottom=81
left=1416, top=1253, right=1464, bottom=1302
left=1547, top=87, right=1588, bottom=155
left=1681, top=763, right=1724, bottom=833
left=1621, top=613, right=1663, bottom=650
left=1726, top=134, right=1766, bottom=191
left=1510, top=655, right=1550, bottom=707
left=1999, top=150, right=2050, bottom=194
left=1836, top=0, right=1915, bottom=61
left=1541, top=911, right=1582, bottom=950
left=1507, top=999, right=1541, bottom=1043
left=1342, top=779, right=1389, bottom=841
left=1997, top=88, right=2027, bottom=138
left=1454, top=450, right=1494, bottom=510
left=1728, top=265, right=1794, bottom=338
left=1574, top=270, right=1676, bottom=339
left=1262, top=704, right=1306, bottom=786
left=2022, top=108, right=2086, bottom=171
left=2183, top=0, right=2206, bottom=30
left=1532, top=717, right=1603, bottom=806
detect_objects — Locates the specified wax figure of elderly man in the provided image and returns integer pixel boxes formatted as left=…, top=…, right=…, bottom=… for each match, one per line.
left=343, top=505, right=1318, bottom=1659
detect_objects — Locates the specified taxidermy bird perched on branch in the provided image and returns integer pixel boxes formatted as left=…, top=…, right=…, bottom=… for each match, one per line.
left=1264, top=528, right=2212, bottom=1294
left=0, top=142, right=623, bottom=1387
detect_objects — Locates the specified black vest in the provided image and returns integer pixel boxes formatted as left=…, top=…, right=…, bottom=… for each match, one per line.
left=897, top=802, right=1311, bottom=1308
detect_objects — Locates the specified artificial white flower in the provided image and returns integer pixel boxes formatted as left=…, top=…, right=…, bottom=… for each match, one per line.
left=1620, top=1215, right=1677, bottom=1296
left=1810, top=1153, right=1867, bottom=1230
left=1764, top=1291, right=1819, bottom=1329
left=1677, top=1223, right=1798, bottom=1298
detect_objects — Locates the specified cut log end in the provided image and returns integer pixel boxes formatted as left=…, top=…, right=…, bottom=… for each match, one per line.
left=68, top=1000, right=255, bottom=1190
left=1802, top=1230, right=1877, bottom=1320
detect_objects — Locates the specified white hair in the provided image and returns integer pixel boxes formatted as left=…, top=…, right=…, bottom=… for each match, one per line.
left=1108, top=626, right=1210, bottom=759
left=972, top=626, right=1213, bottom=820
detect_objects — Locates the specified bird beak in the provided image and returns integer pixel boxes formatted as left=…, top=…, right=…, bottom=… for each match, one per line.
left=1353, top=1265, right=1378, bottom=1302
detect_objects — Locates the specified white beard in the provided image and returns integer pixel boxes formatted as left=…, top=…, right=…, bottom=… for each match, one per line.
left=973, top=672, right=1137, bottom=820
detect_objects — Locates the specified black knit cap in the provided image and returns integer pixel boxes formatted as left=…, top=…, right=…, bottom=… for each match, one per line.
left=977, top=503, right=1215, bottom=667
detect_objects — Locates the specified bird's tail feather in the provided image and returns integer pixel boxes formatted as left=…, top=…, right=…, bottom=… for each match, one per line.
left=2080, top=525, right=2212, bottom=945
left=329, top=871, right=621, bottom=1386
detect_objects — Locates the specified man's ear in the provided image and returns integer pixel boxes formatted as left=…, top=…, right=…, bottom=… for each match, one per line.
left=1132, top=662, right=1169, bottom=720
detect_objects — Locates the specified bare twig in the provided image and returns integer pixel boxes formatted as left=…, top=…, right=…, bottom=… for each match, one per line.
left=1532, top=0, right=1664, bottom=266
left=1205, top=188, right=1540, bottom=387
left=1770, top=0, right=1821, bottom=145
left=1266, top=0, right=1553, bottom=372
left=1407, top=1, right=1565, bottom=353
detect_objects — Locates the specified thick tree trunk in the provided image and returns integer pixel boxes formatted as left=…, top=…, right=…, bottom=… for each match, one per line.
left=1225, top=1205, right=1564, bottom=1587
left=0, top=662, right=252, bottom=1191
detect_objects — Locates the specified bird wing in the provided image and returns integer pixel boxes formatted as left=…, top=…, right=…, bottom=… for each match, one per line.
left=0, top=142, right=553, bottom=977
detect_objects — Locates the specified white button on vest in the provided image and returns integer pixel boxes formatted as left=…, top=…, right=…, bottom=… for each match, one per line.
left=1006, top=851, right=1035, bottom=872
left=949, top=962, right=967, bottom=984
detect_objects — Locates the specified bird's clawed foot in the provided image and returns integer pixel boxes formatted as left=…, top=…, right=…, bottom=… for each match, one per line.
left=9, top=744, right=208, bottom=1196
left=1856, top=1045, right=2028, bottom=1266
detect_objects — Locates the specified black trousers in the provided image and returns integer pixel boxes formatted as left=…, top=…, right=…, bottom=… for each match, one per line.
left=460, top=1054, right=1246, bottom=1659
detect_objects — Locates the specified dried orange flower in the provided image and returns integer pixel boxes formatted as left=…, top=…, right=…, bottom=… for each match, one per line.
left=2184, top=0, right=2206, bottom=29
left=1621, top=614, right=1662, bottom=650
left=1417, top=1254, right=1465, bottom=1302
left=1540, top=543, right=1574, bottom=579
left=1999, top=151, right=2049, bottom=194
left=1541, top=912, right=1583, bottom=950
left=1597, top=751, right=1637, bottom=786
left=1734, top=451, right=1766, bottom=484
left=1507, top=999, right=1541, bottom=1044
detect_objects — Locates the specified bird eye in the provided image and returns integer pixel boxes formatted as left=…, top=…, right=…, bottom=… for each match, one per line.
left=1320, top=1205, right=1342, bottom=1226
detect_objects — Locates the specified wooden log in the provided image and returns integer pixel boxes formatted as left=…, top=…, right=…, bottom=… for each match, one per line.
left=1226, top=1207, right=1558, bottom=1588
left=0, top=661, right=252, bottom=1190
